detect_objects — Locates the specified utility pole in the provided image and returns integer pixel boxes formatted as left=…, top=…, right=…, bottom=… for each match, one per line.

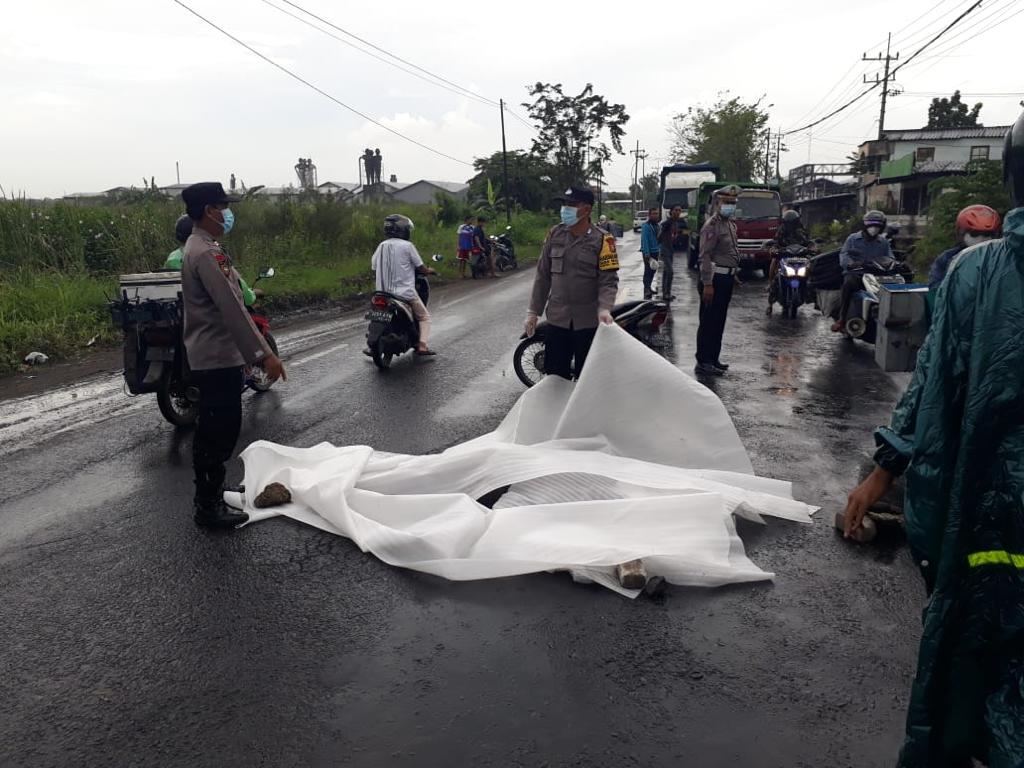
left=775, top=130, right=782, bottom=183
left=630, top=140, right=642, bottom=219
left=764, top=130, right=772, bottom=182
left=499, top=99, right=511, bottom=225
left=175, top=161, right=180, bottom=185
left=864, top=33, right=899, bottom=141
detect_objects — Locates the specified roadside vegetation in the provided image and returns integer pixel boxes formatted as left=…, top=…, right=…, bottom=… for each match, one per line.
left=0, top=196, right=554, bottom=375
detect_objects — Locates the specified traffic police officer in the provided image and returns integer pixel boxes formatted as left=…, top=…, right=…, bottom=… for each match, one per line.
left=695, top=184, right=742, bottom=376
left=525, top=187, right=618, bottom=380
left=180, top=182, right=286, bottom=528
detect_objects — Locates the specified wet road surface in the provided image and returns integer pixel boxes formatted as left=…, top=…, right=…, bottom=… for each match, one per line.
left=0, top=233, right=922, bottom=767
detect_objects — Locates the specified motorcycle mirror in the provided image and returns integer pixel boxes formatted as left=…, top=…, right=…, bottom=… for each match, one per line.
left=431, top=254, right=444, bottom=262
left=505, top=225, right=512, bottom=231
left=259, top=267, right=276, bottom=279
left=813, top=237, right=825, bottom=244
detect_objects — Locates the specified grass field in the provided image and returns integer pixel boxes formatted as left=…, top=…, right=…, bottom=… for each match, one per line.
left=0, top=196, right=558, bottom=374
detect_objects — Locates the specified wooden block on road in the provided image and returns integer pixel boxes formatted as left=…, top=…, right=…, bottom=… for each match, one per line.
left=616, top=559, right=647, bottom=590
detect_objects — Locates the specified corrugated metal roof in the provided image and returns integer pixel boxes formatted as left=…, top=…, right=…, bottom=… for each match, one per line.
left=883, top=125, right=1010, bottom=141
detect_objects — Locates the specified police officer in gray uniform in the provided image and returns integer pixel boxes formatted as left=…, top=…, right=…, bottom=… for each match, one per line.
left=695, top=184, right=742, bottom=376
left=180, top=182, right=286, bottom=528
left=525, top=187, right=618, bottom=380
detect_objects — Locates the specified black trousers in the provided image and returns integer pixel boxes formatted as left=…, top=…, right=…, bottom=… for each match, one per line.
left=661, top=250, right=675, bottom=297
left=192, top=367, right=243, bottom=501
left=839, top=273, right=864, bottom=321
left=544, top=324, right=597, bottom=380
left=695, top=273, right=735, bottom=365
left=642, top=256, right=657, bottom=299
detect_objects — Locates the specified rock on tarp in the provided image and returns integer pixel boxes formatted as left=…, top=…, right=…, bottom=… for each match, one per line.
left=227, top=324, right=816, bottom=596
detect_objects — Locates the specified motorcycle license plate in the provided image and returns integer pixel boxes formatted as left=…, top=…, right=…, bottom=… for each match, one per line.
left=366, top=309, right=393, bottom=322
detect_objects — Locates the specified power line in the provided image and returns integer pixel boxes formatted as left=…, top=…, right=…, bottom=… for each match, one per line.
left=902, top=0, right=1023, bottom=66
left=273, top=0, right=499, bottom=108
left=783, top=0, right=984, bottom=137
left=257, top=0, right=496, bottom=108
left=170, top=0, right=473, bottom=166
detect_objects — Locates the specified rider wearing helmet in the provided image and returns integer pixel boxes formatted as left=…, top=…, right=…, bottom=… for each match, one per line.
left=832, top=209, right=895, bottom=332
left=165, top=214, right=256, bottom=307
left=841, top=110, right=1024, bottom=767
left=767, top=209, right=813, bottom=314
left=928, top=204, right=1002, bottom=289
left=371, top=213, right=437, bottom=355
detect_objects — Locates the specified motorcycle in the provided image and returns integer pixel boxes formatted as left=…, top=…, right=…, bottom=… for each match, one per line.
left=490, top=226, right=518, bottom=272
left=365, top=257, right=440, bottom=369
left=843, top=259, right=915, bottom=344
left=110, top=266, right=278, bottom=427
left=513, top=299, right=669, bottom=387
left=770, top=243, right=813, bottom=319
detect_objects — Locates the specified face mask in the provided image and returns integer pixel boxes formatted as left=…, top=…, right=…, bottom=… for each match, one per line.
left=560, top=206, right=580, bottom=227
left=963, top=233, right=990, bottom=247
left=720, top=204, right=736, bottom=218
left=865, top=225, right=881, bottom=237
left=219, top=208, right=235, bottom=235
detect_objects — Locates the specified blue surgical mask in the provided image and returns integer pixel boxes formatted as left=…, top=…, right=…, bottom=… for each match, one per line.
left=720, top=204, right=736, bottom=218
left=560, top=205, right=580, bottom=227
left=219, top=208, right=235, bottom=235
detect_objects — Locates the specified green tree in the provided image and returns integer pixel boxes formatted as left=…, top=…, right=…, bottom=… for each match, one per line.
left=467, top=150, right=559, bottom=212
left=917, top=160, right=1009, bottom=267
left=926, top=90, right=983, bottom=129
left=522, top=83, right=629, bottom=191
left=668, top=93, right=770, bottom=182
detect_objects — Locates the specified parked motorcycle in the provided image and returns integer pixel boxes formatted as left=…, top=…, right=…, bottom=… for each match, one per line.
left=110, top=266, right=278, bottom=427
left=365, top=258, right=439, bottom=369
left=843, top=257, right=915, bottom=344
left=771, top=244, right=813, bottom=318
left=491, top=226, right=518, bottom=272
left=513, top=299, right=669, bottom=387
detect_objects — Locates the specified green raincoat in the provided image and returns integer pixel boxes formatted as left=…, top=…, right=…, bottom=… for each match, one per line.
left=874, top=208, right=1024, bottom=767
left=164, top=248, right=256, bottom=307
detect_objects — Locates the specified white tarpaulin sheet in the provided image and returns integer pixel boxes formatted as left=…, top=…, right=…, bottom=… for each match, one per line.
left=228, top=324, right=815, bottom=596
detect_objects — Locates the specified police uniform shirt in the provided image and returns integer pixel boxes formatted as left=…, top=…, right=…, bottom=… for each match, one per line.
left=699, top=214, right=740, bottom=284
left=528, top=223, right=619, bottom=329
left=181, top=227, right=271, bottom=370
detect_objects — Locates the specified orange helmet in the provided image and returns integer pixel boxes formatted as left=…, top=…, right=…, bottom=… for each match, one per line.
left=955, top=204, right=1001, bottom=234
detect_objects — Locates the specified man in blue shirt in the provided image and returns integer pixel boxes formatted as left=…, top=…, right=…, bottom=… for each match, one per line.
left=832, top=210, right=895, bottom=332
left=639, top=207, right=661, bottom=299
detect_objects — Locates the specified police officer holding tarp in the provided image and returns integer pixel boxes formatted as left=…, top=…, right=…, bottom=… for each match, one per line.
left=180, top=182, right=286, bottom=528
left=525, top=187, right=618, bottom=380
left=695, top=184, right=741, bottom=376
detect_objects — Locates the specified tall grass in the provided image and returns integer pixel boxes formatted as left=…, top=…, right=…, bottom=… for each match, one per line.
left=0, top=197, right=554, bottom=374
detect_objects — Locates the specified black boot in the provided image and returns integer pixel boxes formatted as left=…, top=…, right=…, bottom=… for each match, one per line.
left=193, top=497, right=249, bottom=529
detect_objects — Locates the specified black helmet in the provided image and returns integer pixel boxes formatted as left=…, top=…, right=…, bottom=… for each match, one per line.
left=383, top=213, right=414, bottom=240
left=782, top=209, right=800, bottom=223
left=863, top=210, right=887, bottom=228
left=174, top=214, right=193, bottom=244
left=1004, top=110, right=1024, bottom=208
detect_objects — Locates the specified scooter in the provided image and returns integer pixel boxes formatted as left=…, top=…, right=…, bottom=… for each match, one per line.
left=843, top=260, right=915, bottom=344
left=364, top=257, right=441, bottom=369
left=513, top=299, right=669, bottom=387
left=491, top=226, right=518, bottom=272
left=770, top=244, right=813, bottom=319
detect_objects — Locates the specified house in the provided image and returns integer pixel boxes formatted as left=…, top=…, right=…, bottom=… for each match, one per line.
left=317, top=181, right=358, bottom=196
left=857, top=125, right=1009, bottom=218
left=390, top=180, right=469, bottom=205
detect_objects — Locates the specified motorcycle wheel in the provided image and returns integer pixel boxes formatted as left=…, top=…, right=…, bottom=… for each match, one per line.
left=371, top=340, right=393, bottom=370
left=513, top=336, right=546, bottom=388
left=787, top=298, right=799, bottom=319
left=248, top=332, right=279, bottom=392
left=157, top=381, right=198, bottom=428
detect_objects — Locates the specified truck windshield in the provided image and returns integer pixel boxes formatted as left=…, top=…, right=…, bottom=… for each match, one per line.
left=735, top=195, right=781, bottom=220
left=662, top=188, right=690, bottom=209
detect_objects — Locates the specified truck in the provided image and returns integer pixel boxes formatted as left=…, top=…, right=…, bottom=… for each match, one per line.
left=686, top=181, right=782, bottom=273
left=659, top=163, right=720, bottom=223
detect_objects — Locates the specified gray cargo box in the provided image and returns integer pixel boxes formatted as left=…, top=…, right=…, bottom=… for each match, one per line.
left=875, top=284, right=929, bottom=372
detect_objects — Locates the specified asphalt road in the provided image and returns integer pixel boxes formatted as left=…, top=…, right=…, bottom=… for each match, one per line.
left=0, top=232, right=923, bottom=768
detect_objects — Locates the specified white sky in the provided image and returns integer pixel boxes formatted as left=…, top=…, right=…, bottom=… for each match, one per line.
left=2, top=0, right=1021, bottom=198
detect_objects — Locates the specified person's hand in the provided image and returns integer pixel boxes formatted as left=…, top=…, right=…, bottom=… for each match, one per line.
left=702, top=285, right=715, bottom=305
left=426, top=267, right=438, bottom=276
left=598, top=309, right=614, bottom=326
left=524, top=313, right=538, bottom=337
left=843, top=466, right=894, bottom=538
left=262, top=354, right=287, bottom=383
left=253, top=287, right=265, bottom=298
left=734, top=274, right=743, bottom=287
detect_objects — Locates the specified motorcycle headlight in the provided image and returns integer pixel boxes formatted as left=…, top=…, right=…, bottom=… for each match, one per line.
left=797, top=266, right=807, bottom=277
left=784, top=266, right=796, bottom=277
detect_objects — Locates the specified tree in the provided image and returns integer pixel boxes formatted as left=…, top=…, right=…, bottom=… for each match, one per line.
left=467, top=150, right=559, bottom=213
left=639, top=173, right=659, bottom=209
left=926, top=90, right=983, bottom=129
left=917, top=160, right=1009, bottom=266
left=522, top=83, right=629, bottom=191
left=667, top=93, right=770, bottom=182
